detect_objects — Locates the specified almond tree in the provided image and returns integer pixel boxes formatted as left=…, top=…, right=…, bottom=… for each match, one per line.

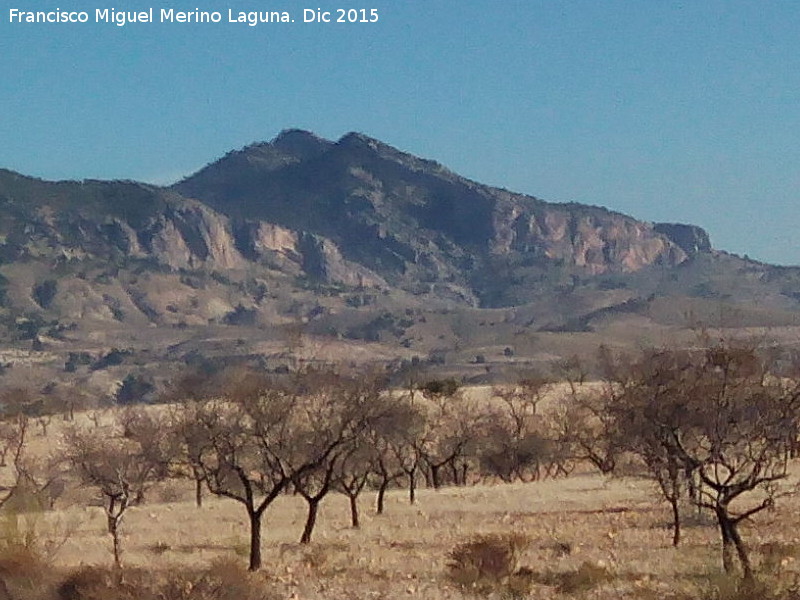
left=369, top=398, right=417, bottom=514
left=552, top=352, right=624, bottom=475
left=334, top=443, right=374, bottom=529
left=188, top=369, right=387, bottom=570
left=612, top=343, right=800, bottom=580
left=64, top=414, right=171, bottom=567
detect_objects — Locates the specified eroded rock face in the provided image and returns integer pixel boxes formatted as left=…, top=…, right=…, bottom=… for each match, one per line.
left=253, top=222, right=299, bottom=258
left=491, top=205, right=687, bottom=275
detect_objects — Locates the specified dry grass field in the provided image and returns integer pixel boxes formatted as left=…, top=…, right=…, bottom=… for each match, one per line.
left=3, top=372, right=800, bottom=600
left=7, top=457, right=800, bottom=599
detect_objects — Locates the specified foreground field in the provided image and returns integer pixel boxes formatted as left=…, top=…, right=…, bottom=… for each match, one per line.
left=14, top=467, right=799, bottom=599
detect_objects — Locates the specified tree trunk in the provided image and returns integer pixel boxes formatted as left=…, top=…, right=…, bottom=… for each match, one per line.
left=729, top=521, right=754, bottom=582
left=408, top=470, right=416, bottom=505
left=109, top=517, right=122, bottom=568
left=106, top=495, right=125, bottom=568
left=376, top=479, right=389, bottom=515
left=430, top=464, right=441, bottom=489
left=716, top=508, right=735, bottom=575
left=300, top=499, right=320, bottom=544
left=194, top=477, right=203, bottom=508
left=248, top=510, right=263, bottom=571
left=349, top=494, right=359, bottom=528
left=670, top=497, right=681, bottom=547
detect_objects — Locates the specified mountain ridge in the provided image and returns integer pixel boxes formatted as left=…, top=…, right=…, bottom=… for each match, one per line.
left=1, top=130, right=799, bottom=401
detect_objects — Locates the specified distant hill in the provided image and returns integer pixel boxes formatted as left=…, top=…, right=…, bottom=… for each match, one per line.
left=1, top=130, right=799, bottom=399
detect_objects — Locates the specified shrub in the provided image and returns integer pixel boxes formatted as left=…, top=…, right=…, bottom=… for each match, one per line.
left=542, top=560, right=616, bottom=594
left=57, top=561, right=280, bottom=600
left=446, top=533, right=531, bottom=596
left=692, top=573, right=790, bottom=600
left=32, top=280, right=58, bottom=309
left=0, top=545, right=54, bottom=597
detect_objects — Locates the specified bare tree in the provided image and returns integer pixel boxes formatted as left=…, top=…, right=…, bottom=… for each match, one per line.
left=551, top=351, right=625, bottom=475
left=294, top=454, right=341, bottom=544
left=172, top=402, right=211, bottom=508
left=0, top=412, right=29, bottom=507
left=609, top=349, right=693, bottom=547
left=188, top=368, right=387, bottom=570
left=64, top=418, right=169, bottom=567
left=368, top=399, right=414, bottom=514
left=480, top=374, right=553, bottom=482
left=608, top=343, right=800, bottom=580
left=164, top=370, right=227, bottom=508
left=418, top=381, right=481, bottom=488
left=0, top=415, right=26, bottom=473
left=334, top=443, right=373, bottom=529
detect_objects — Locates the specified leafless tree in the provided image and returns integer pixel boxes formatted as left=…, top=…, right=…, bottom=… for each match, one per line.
left=606, top=342, right=800, bottom=580
left=418, top=381, right=482, bottom=488
left=608, top=349, right=693, bottom=547
left=294, top=453, right=341, bottom=544
left=368, top=398, right=415, bottom=514
left=551, top=351, right=625, bottom=475
left=172, top=402, right=211, bottom=508
left=187, top=368, right=388, bottom=570
left=479, top=374, right=554, bottom=482
left=163, top=369, right=228, bottom=508
left=64, top=416, right=170, bottom=567
left=0, top=416, right=26, bottom=472
left=334, top=443, right=374, bottom=529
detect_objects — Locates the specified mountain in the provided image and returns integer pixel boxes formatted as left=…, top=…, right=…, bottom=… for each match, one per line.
left=1, top=130, right=799, bottom=400
left=174, top=130, right=693, bottom=306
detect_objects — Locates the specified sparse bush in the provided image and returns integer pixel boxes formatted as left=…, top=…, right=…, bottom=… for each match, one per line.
left=147, top=540, right=170, bottom=555
left=57, top=560, right=280, bottom=600
left=542, top=539, right=573, bottom=558
left=690, top=570, right=800, bottom=600
left=154, top=480, right=186, bottom=504
left=32, top=279, right=57, bottom=309
left=170, top=558, right=278, bottom=600
left=0, top=484, right=77, bottom=563
left=758, top=542, right=800, bottom=574
left=533, top=560, right=616, bottom=594
left=90, top=348, right=130, bottom=372
left=446, top=533, right=531, bottom=596
left=0, top=544, right=54, bottom=597
left=421, top=378, right=459, bottom=398
left=115, top=373, right=155, bottom=404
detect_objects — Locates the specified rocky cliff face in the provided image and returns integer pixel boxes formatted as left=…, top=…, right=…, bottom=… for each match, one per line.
left=0, top=170, right=383, bottom=294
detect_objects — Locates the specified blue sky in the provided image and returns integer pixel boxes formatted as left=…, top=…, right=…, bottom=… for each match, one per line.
left=2, top=1, right=799, bottom=265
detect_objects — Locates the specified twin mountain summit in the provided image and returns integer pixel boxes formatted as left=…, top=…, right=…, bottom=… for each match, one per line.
left=1, top=129, right=799, bottom=391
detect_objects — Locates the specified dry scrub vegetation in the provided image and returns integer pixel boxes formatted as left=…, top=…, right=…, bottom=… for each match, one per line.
left=0, top=340, right=800, bottom=599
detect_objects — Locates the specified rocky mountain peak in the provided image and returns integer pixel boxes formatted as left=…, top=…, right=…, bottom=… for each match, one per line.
left=270, top=128, right=333, bottom=159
